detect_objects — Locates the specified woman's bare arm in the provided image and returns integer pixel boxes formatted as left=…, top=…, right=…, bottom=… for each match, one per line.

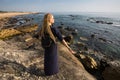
left=61, top=39, right=76, bottom=54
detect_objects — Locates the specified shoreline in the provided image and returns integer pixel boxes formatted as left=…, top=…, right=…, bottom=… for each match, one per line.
left=0, top=12, right=38, bottom=19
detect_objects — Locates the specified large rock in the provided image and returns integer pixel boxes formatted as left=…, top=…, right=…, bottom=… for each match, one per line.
left=75, top=53, right=98, bottom=70
left=0, top=38, right=96, bottom=80
left=0, top=28, right=21, bottom=39
left=0, top=24, right=38, bottom=40
left=102, top=60, right=120, bottom=80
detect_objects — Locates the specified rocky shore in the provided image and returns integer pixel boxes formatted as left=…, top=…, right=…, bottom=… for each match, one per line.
left=0, top=13, right=96, bottom=80
left=57, top=16, right=120, bottom=80
left=0, top=13, right=120, bottom=80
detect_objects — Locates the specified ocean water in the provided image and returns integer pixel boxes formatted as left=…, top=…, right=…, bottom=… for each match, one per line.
left=30, top=12, right=120, bottom=60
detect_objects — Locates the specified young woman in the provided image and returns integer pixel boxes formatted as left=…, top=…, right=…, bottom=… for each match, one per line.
left=39, top=13, right=75, bottom=76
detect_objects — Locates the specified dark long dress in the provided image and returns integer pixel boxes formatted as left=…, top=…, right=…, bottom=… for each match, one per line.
left=44, top=26, right=63, bottom=76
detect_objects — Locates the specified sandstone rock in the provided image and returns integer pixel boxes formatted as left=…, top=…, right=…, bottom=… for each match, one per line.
left=0, top=28, right=21, bottom=39
left=0, top=24, right=38, bottom=40
left=17, top=24, right=38, bottom=33
left=76, top=54, right=98, bottom=69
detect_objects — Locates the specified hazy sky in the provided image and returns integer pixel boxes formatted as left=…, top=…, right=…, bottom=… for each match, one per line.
left=0, top=0, right=120, bottom=12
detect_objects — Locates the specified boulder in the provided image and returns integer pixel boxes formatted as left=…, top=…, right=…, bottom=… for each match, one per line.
left=102, top=60, right=120, bottom=80
left=75, top=54, right=98, bottom=70
left=0, top=28, right=21, bottom=39
left=0, top=24, right=38, bottom=40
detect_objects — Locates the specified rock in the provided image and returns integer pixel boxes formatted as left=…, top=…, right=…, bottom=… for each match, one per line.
left=0, top=24, right=38, bottom=40
left=98, top=37, right=107, bottom=42
left=9, top=17, right=18, bottom=24
left=71, top=29, right=78, bottom=35
left=58, top=43, right=96, bottom=80
left=58, top=27, right=71, bottom=36
left=80, top=37, right=88, bottom=41
left=0, top=17, right=10, bottom=30
left=69, top=15, right=74, bottom=17
left=87, top=18, right=113, bottom=25
left=104, top=30, right=109, bottom=33
left=91, top=34, right=95, bottom=38
left=102, top=60, right=120, bottom=80
left=57, top=26, right=78, bottom=36
left=0, top=14, right=97, bottom=80
left=60, top=22, right=64, bottom=25
left=106, top=22, right=113, bottom=25
left=87, top=18, right=96, bottom=23
left=0, top=36, right=96, bottom=80
left=96, top=20, right=105, bottom=24
left=57, top=26, right=64, bottom=29
left=107, top=40, right=113, bottom=44
left=72, top=18, right=75, bottom=20
left=0, top=58, right=26, bottom=75
left=77, top=42, right=86, bottom=47
left=76, top=41, right=88, bottom=51
left=16, top=24, right=38, bottom=32
left=65, top=27, right=76, bottom=32
left=75, top=54, right=98, bottom=69
left=16, top=20, right=26, bottom=26
left=0, top=28, right=21, bottom=39
left=64, top=35, right=73, bottom=44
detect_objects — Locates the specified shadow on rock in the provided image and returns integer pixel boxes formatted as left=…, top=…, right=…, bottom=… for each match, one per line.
left=0, top=58, right=45, bottom=77
left=27, top=65, right=45, bottom=76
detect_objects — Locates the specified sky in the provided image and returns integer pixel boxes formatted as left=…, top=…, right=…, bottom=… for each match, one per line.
left=0, top=0, right=120, bottom=13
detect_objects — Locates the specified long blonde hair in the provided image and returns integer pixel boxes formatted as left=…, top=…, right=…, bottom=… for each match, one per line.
left=39, top=13, right=56, bottom=43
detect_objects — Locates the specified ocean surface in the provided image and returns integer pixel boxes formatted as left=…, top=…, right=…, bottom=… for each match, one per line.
left=27, top=12, right=120, bottom=60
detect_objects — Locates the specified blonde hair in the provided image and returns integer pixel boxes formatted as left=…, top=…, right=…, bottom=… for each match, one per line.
left=39, top=13, right=56, bottom=43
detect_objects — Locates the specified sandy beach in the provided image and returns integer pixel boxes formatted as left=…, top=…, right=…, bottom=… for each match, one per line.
left=0, top=12, right=34, bottom=19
